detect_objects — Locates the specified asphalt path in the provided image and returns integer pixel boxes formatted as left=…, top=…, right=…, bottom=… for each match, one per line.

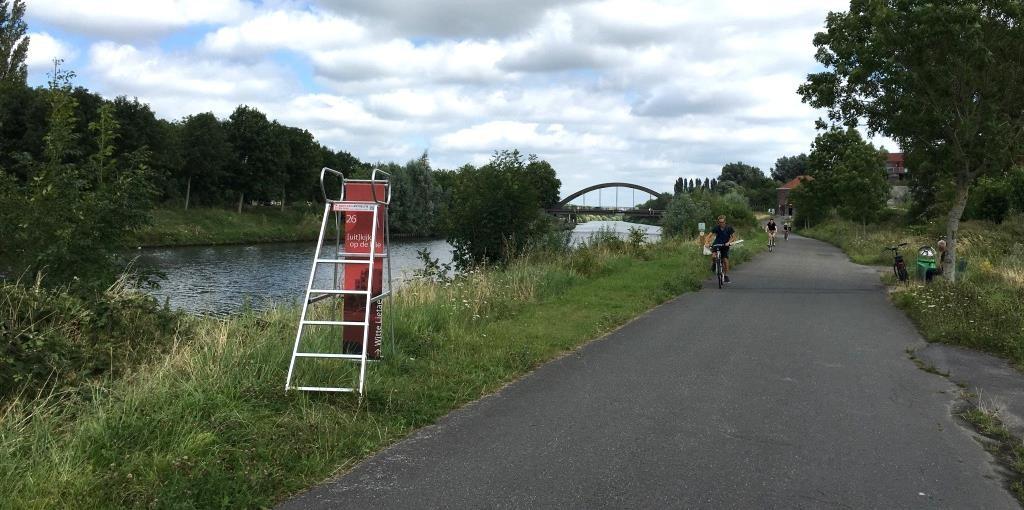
left=281, top=234, right=1018, bottom=509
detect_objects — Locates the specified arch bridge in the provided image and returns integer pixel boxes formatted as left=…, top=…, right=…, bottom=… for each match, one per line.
left=548, top=182, right=666, bottom=220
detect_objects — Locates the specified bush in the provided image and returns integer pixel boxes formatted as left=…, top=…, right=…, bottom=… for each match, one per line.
left=0, top=279, right=186, bottom=400
left=966, top=176, right=1012, bottom=224
left=662, top=192, right=710, bottom=237
left=444, top=150, right=550, bottom=268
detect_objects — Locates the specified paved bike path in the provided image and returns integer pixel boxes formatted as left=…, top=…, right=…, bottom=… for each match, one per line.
left=281, top=235, right=1017, bottom=509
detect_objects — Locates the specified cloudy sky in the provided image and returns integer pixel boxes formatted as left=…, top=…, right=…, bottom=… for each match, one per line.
left=22, top=0, right=888, bottom=202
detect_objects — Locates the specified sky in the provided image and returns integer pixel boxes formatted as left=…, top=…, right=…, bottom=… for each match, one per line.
left=21, top=0, right=893, bottom=203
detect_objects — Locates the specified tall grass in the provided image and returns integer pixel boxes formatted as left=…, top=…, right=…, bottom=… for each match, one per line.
left=802, top=216, right=1024, bottom=365
left=0, top=230, right=763, bottom=508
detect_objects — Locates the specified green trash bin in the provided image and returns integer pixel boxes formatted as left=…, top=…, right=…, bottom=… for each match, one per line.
left=917, top=246, right=937, bottom=280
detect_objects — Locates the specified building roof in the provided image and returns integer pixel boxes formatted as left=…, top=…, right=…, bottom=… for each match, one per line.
left=887, top=152, right=905, bottom=165
left=778, top=175, right=812, bottom=190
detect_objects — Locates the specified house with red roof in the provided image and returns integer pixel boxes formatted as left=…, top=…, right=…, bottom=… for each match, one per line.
left=776, top=175, right=811, bottom=217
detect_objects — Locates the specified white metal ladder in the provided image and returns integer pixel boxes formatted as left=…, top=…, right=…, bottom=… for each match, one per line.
left=285, top=168, right=393, bottom=395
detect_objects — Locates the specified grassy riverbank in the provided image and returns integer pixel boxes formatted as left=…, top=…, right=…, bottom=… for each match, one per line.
left=132, top=207, right=323, bottom=247
left=801, top=217, right=1024, bottom=365
left=1, top=230, right=764, bottom=509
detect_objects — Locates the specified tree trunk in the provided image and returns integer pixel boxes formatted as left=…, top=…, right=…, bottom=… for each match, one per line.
left=281, top=188, right=285, bottom=212
left=946, top=176, right=971, bottom=283
left=184, top=176, right=191, bottom=210
left=237, top=192, right=244, bottom=214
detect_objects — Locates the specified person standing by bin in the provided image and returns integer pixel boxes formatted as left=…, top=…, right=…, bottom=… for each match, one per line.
left=925, top=240, right=948, bottom=283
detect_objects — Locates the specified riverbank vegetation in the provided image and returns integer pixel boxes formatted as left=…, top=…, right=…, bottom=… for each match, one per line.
left=0, top=226, right=764, bottom=508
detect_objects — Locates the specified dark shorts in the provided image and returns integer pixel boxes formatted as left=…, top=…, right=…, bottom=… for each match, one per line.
left=714, top=246, right=730, bottom=259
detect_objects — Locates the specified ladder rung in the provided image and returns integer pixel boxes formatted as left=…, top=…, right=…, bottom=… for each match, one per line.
left=309, top=289, right=371, bottom=295
left=333, top=252, right=388, bottom=258
left=292, top=386, right=357, bottom=393
left=302, top=320, right=367, bottom=326
left=316, top=258, right=371, bottom=264
left=294, top=352, right=363, bottom=359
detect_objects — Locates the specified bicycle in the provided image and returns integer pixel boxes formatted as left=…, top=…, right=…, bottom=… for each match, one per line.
left=767, top=230, right=776, bottom=252
left=783, top=226, right=790, bottom=241
left=707, top=240, right=743, bottom=288
left=884, top=242, right=910, bottom=284
left=710, top=243, right=727, bottom=288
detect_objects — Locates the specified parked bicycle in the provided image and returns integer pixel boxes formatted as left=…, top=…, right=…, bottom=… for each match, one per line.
left=884, top=242, right=910, bottom=283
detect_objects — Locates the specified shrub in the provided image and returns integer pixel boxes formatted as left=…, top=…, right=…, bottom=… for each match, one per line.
left=0, top=278, right=186, bottom=400
left=966, top=176, right=1012, bottom=224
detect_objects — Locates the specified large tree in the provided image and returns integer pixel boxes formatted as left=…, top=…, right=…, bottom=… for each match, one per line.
left=807, top=128, right=889, bottom=224
left=771, top=154, right=809, bottom=182
left=179, top=112, right=229, bottom=208
left=719, top=162, right=766, bottom=188
left=0, top=0, right=28, bottom=84
left=799, top=0, right=1024, bottom=281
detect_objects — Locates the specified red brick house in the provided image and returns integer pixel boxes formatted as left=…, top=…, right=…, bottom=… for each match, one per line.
left=776, top=175, right=812, bottom=217
left=886, top=152, right=908, bottom=183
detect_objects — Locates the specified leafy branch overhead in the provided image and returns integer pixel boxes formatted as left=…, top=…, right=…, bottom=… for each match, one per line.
left=798, top=0, right=1024, bottom=282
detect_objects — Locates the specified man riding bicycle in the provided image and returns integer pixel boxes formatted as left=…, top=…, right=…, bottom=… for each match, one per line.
left=704, top=215, right=737, bottom=283
left=782, top=220, right=791, bottom=240
left=765, top=218, right=777, bottom=245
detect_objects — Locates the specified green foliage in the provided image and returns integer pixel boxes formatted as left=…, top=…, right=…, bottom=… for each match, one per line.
left=524, top=154, right=561, bottom=208
left=799, top=0, right=1024, bottom=281
left=719, top=161, right=765, bottom=188
left=0, top=68, right=157, bottom=291
left=771, top=154, right=808, bottom=182
left=0, top=278, right=185, bottom=400
left=0, top=0, right=28, bottom=84
left=663, top=189, right=755, bottom=236
left=673, top=177, right=685, bottom=194
left=1009, top=167, right=1024, bottom=214
left=662, top=191, right=710, bottom=237
left=796, top=128, right=888, bottom=225
left=444, top=150, right=548, bottom=267
left=388, top=154, right=444, bottom=237
left=179, top=112, right=229, bottom=207
left=966, top=176, right=1012, bottom=223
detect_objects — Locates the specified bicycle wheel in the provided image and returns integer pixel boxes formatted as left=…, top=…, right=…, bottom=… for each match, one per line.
left=897, top=263, right=909, bottom=283
left=717, top=261, right=723, bottom=289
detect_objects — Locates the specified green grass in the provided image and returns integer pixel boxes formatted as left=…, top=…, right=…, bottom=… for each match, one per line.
left=0, top=231, right=763, bottom=509
left=802, top=216, right=1024, bottom=366
left=958, top=404, right=1024, bottom=503
left=132, top=206, right=323, bottom=247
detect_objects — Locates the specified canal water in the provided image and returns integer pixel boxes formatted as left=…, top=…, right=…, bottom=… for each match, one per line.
left=137, top=221, right=660, bottom=315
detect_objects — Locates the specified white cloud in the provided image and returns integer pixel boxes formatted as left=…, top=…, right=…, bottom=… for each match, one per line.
left=86, top=42, right=297, bottom=119
left=26, top=32, right=78, bottom=73
left=25, top=0, right=874, bottom=196
left=201, top=9, right=366, bottom=57
left=27, top=0, right=253, bottom=39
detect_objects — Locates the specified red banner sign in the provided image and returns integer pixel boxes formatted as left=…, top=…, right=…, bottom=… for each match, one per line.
left=341, top=182, right=387, bottom=359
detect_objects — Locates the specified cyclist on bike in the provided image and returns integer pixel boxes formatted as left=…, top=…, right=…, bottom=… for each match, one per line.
left=765, top=218, right=777, bottom=246
left=782, top=220, right=791, bottom=240
left=704, top=215, right=737, bottom=283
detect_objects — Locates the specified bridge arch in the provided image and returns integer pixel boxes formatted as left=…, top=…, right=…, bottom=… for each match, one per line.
left=556, top=182, right=664, bottom=209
